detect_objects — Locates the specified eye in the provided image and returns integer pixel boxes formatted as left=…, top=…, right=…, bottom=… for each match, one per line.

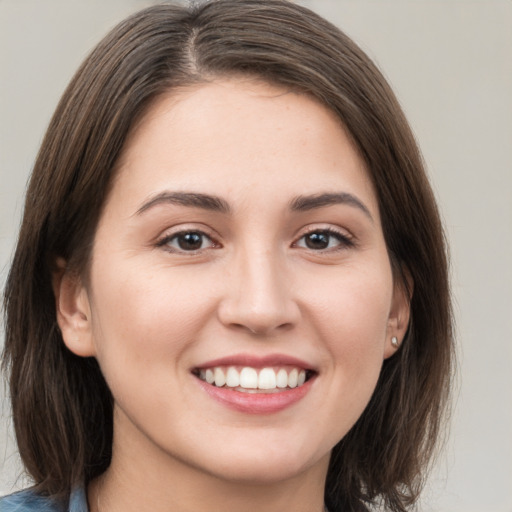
left=295, top=229, right=353, bottom=251
left=158, top=230, right=216, bottom=252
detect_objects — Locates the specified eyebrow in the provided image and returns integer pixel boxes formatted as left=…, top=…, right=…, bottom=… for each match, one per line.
left=290, top=192, right=373, bottom=222
left=135, top=191, right=231, bottom=216
left=135, top=190, right=373, bottom=221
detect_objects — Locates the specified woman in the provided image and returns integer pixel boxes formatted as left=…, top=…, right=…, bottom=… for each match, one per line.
left=1, top=1, right=453, bottom=511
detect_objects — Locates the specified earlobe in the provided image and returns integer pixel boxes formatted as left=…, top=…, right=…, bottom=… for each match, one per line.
left=384, top=270, right=413, bottom=359
left=52, top=258, right=96, bottom=357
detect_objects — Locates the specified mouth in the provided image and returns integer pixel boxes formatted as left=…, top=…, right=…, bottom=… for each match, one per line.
left=192, top=354, right=317, bottom=413
left=192, top=365, right=315, bottom=393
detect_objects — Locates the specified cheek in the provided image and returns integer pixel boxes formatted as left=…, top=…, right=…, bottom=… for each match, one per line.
left=303, top=261, right=393, bottom=405
left=87, top=259, right=215, bottom=388
left=310, top=266, right=391, bottom=341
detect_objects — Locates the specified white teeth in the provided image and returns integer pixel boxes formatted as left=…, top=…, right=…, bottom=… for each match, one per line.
left=276, top=368, right=288, bottom=388
left=225, top=367, right=240, bottom=387
left=258, top=367, right=276, bottom=389
left=239, top=367, right=258, bottom=389
left=288, top=368, right=298, bottom=388
left=214, top=367, right=226, bottom=387
left=198, top=366, right=310, bottom=390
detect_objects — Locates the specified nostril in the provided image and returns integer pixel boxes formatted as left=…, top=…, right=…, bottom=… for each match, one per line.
left=229, top=321, right=294, bottom=337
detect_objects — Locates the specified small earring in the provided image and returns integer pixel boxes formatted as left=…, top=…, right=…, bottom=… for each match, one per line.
left=391, top=336, right=399, bottom=348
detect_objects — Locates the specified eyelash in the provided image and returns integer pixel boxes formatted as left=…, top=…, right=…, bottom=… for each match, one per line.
left=156, top=227, right=354, bottom=254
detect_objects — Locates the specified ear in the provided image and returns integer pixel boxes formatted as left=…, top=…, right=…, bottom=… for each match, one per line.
left=52, top=257, right=96, bottom=357
left=384, top=269, right=413, bottom=359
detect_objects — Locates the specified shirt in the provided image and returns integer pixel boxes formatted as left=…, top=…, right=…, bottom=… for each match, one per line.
left=0, top=486, right=88, bottom=512
left=0, top=487, right=333, bottom=511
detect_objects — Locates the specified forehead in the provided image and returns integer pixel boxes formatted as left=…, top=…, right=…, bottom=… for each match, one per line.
left=109, top=78, right=379, bottom=217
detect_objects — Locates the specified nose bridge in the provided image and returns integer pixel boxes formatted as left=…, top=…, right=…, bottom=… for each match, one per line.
left=219, top=242, right=299, bottom=335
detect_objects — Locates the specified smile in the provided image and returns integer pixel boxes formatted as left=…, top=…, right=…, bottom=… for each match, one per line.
left=195, top=366, right=311, bottom=393
left=192, top=355, right=317, bottom=413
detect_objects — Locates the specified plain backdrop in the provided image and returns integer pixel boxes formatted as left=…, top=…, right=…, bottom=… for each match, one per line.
left=1, top=1, right=511, bottom=511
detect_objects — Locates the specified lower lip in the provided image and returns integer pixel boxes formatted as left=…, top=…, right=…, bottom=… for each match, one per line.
left=196, top=377, right=314, bottom=414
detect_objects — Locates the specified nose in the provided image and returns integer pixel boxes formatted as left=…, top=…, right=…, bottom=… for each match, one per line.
left=217, top=248, right=301, bottom=336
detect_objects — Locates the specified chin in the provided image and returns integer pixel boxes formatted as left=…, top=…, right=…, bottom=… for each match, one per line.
left=196, top=445, right=328, bottom=485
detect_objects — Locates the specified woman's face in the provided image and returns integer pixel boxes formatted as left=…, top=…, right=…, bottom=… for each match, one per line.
left=60, top=79, right=409, bottom=485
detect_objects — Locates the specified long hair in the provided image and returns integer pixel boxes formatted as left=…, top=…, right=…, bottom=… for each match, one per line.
left=2, top=2, right=453, bottom=510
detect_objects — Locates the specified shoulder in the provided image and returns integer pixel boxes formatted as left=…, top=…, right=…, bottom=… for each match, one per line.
left=0, top=487, right=87, bottom=512
left=0, top=489, right=63, bottom=512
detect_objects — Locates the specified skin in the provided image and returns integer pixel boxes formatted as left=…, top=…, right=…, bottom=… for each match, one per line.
left=55, top=79, right=410, bottom=512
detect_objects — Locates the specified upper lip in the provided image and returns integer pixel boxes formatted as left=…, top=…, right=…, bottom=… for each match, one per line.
left=193, top=353, right=316, bottom=372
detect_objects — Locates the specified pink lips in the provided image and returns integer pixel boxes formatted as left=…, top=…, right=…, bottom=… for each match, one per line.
left=194, top=353, right=315, bottom=370
left=193, top=353, right=316, bottom=414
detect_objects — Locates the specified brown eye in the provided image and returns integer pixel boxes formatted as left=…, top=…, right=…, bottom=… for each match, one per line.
left=304, top=232, right=330, bottom=249
left=295, top=229, right=352, bottom=251
left=177, top=232, right=203, bottom=250
left=162, top=231, right=215, bottom=252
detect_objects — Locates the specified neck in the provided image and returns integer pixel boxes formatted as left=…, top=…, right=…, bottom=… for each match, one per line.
left=89, top=469, right=328, bottom=512
left=88, top=417, right=329, bottom=512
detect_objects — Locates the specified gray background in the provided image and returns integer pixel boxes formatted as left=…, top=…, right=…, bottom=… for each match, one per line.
left=1, top=1, right=511, bottom=511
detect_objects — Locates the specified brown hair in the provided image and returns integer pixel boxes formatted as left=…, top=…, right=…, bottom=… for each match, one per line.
left=2, top=1, right=453, bottom=511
